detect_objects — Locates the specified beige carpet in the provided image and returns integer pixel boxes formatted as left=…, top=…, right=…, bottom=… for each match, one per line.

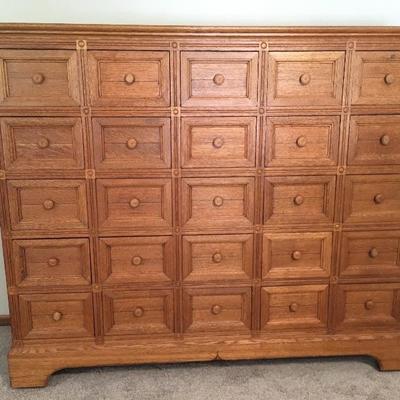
left=1, top=326, right=400, bottom=399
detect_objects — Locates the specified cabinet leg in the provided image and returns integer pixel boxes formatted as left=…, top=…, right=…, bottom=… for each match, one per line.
left=375, top=351, right=400, bottom=371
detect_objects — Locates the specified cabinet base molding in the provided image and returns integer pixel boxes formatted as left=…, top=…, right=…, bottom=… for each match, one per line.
left=8, top=334, right=400, bottom=388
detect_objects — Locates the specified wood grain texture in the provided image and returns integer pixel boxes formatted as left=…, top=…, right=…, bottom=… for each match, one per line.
left=1, top=23, right=400, bottom=388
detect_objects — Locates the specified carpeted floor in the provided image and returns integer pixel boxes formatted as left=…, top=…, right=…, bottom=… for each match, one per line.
left=1, top=326, right=400, bottom=400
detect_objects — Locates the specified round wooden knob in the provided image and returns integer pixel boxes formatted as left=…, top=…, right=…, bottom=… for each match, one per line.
left=289, top=303, right=299, bottom=312
left=213, top=196, right=224, bottom=207
left=369, top=247, right=379, bottom=258
left=32, top=73, right=45, bottom=84
left=296, top=136, right=307, bottom=148
left=126, top=138, right=138, bottom=149
left=212, top=137, right=224, bottom=149
left=213, top=74, right=225, bottom=85
left=384, top=73, right=395, bottom=85
left=124, top=73, right=135, bottom=84
left=291, top=250, right=302, bottom=260
left=52, top=311, right=62, bottom=321
left=380, top=135, right=390, bottom=146
left=129, top=198, right=140, bottom=208
left=212, top=252, right=223, bottom=263
left=133, top=307, right=144, bottom=317
left=299, top=73, right=311, bottom=85
left=293, top=195, right=304, bottom=206
left=37, top=137, right=50, bottom=149
left=47, top=257, right=59, bottom=267
left=374, top=193, right=384, bottom=204
left=211, top=305, right=222, bottom=315
left=43, top=199, right=55, bottom=210
left=131, top=256, right=143, bottom=266
left=364, top=300, right=374, bottom=310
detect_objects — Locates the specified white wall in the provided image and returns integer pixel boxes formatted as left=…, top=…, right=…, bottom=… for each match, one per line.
left=0, top=0, right=400, bottom=314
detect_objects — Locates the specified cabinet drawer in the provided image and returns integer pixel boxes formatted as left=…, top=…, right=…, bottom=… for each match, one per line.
left=88, top=51, right=170, bottom=107
left=348, top=115, right=400, bottom=166
left=182, top=234, right=253, bottom=282
left=103, top=289, right=174, bottom=336
left=262, top=232, right=332, bottom=280
left=181, top=51, right=258, bottom=107
left=1, top=117, right=84, bottom=171
left=0, top=50, right=80, bottom=107
left=334, top=283, right=400, bottom=332
left=99, top=236, right=175, bottom=284
left=97, top=178, right=172, bottom=231
left=343, top=175, right=400, bottom=224
left=12, top=238, right=91, bottom=287
left=260, top=285, right=329, bottom=333
left=264, top=176, right=336, bottom=225
left=19, top=292, right=94, bottom=339
left=265, top=116, right=340, bottom=167
left=182, top=177, right=255, bottom=230
left=351, top=51, right=400, bottom=105
left=182, top=287, right=251, bottom=334
left=181, top=116, right=256, bottom=168
left=339, top=231, right=400, bottom=278
left=92, top=117, right=171, bottom=170
left=8, top=180, right=88, bottom=232
left=267, top=51, right=345, bottom=107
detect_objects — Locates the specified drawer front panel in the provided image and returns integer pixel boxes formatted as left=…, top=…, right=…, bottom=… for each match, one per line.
left=97, top=178, right=172, bottom=231
left=334, top=283, right=400, bottom=332
left=92, top=117, right=171, bottom=170
left=182, top=234, right=253, bottom=282
left=260, top=285, right=329, bottom=332
left=339, top=231, right=400, bottom=278
left=262, top=232, right=332, bottom=280
left=88, top=51, right=170, bottom=107
left=19, top=292, right=94, bottom=339
left=8, top=180, right=88, bottom=232
left=181, top=116, right=256, bottom=168
left=182, top=177, right=255, bottom=230
left=264, top=176, right=336, bottom=225
left=352, top=51, right=400, bottom=105
left=182, top=287, right=252, bottom=334
left=265, top=116, right=340, bottom=167
left=0, top=50, right=80, bottom=107
left=267, top=51, right=345, bottom=107
left=348, top=115, right=400, bottom=166
left=103, top=289, right=174, bottom=336
left=181, top=51, right=258, bottom=107
left=1, top=117, right=84, bottom=171
left=99, top=236, right=175, bottom=284
left=343, top=175, right=400, bottom=224
left=12, top=238, right=91, bottom=287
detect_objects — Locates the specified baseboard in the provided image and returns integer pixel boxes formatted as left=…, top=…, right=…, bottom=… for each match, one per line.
left=0, top=315, right=10, bottom=326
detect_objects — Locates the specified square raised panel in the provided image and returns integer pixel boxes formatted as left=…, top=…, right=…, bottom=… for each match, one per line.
left=265, top=116, right=340, bottom=167
left=92, top=117, right=171, bottom=170
left=267, top=51, right=345, bottom=107
left=181, top=116, right=256, bottom=168
left=0, top=50, right=80, bottom=107
left=351, top=51, right=400, bottom=105
left=103, top=289, right=174, bottom=336
left=182, top=234, right=253, bottom=282
left=7, top=180, right=88, bottom=232
left=88, top=51, right=170, bottom=107
left=181, top=51, right=258, bottom=107
left=343, top=175, right=400, bottom=225
left=181, top=177, right=255, bottom=230
left=264, top=176, right=336, bottom=225
left=262, top=232, right=332, bottom=280
left=260, top=285, right=329, bottom=333
left=99, top=236, right=175, bottom=284
left=96, top=178, right=172, bottom=232
left=1, top=117, right=84, bottom=171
